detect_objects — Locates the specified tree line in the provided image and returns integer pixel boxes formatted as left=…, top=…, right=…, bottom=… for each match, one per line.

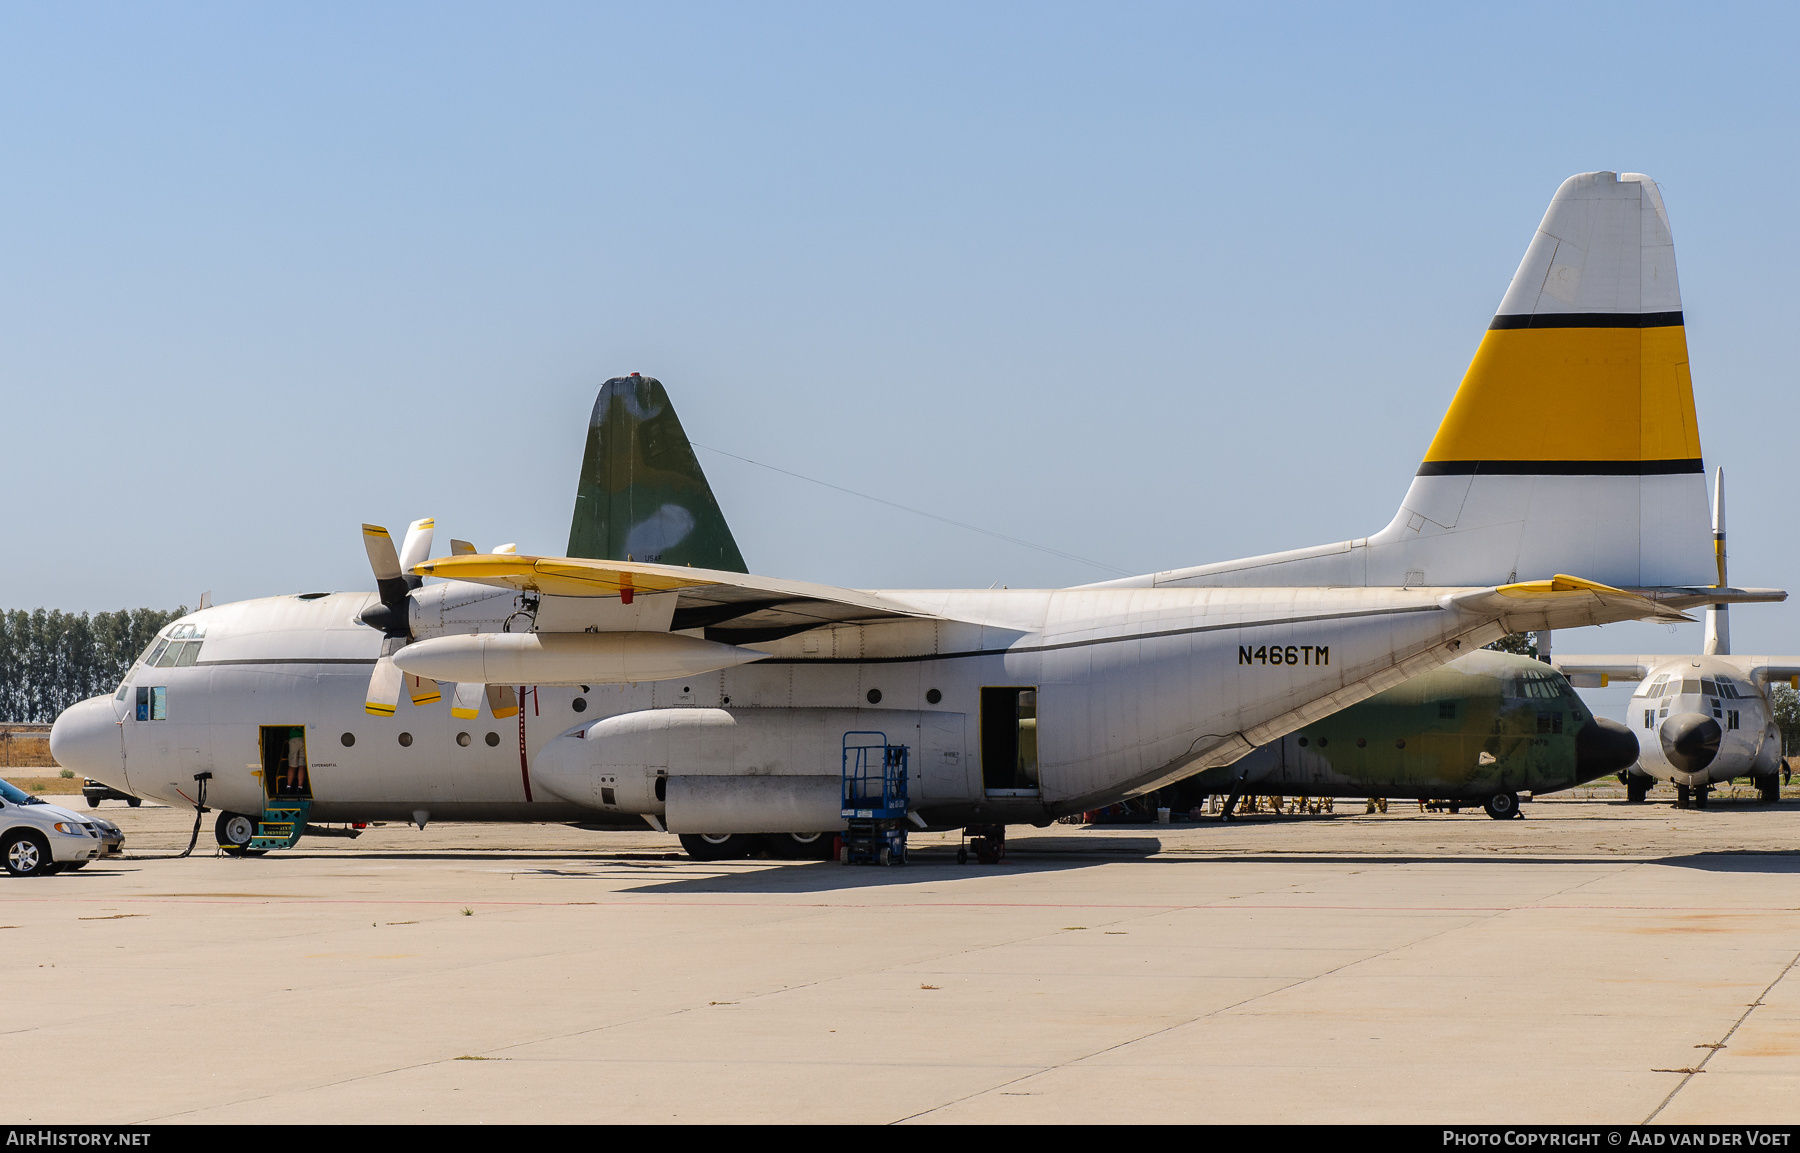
left=0, top=608, right=185, bottom=723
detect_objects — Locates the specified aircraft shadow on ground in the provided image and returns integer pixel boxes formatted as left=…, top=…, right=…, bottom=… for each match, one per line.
left=1651, top=851, right=1800, bottom=874
left=619, top=845, right=1164, bottom=896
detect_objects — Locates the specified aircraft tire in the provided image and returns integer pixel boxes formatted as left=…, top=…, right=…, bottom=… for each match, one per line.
left=85, top=796, right=99, bottom=808
left=2, top=830, right=56, bottom=877
left=215, top=812, right=258, bottom=852
left=766, top=832, right=833, bottom=860
left=678, top=833, right=757, bottom=861
left=1759, top=776, right=1782, bottom=804
left=1482, top=792, right=1519, bottom=821
left=1626, top=778, right=1651, bottom=803
left=127, top=798, right=141, bottom=808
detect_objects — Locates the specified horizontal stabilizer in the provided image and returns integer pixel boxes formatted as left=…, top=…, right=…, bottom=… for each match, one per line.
left=1442, top=574, right=1689, bottom=634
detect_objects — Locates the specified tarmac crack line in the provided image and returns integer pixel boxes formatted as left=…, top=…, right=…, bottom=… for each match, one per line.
left=1642, top=938, right=1800, bottom=1124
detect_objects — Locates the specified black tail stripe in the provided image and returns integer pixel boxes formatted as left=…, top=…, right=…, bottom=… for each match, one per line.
left=1489, top=311, right=1683, bottom=330
left=1418, top=459, right=1704, bottom=477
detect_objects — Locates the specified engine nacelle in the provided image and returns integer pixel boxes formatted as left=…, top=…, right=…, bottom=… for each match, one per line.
left=392, top=631, right=767, bottom=686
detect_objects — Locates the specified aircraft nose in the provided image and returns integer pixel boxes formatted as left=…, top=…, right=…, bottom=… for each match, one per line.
left=49, top=696, right=123, bottom=784
left=1660, top=712, right=1721, bottom=774
left=1575, top=716, right=1639, bottom=779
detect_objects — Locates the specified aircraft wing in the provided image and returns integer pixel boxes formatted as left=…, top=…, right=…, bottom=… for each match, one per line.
left=1723, top=659, right=1800, bottom=688
left=1550, top=656, right=1656, bottom=686
left=1552, top=655, right=1800, bottom=690
left=413, top=553, right=943, bottom=643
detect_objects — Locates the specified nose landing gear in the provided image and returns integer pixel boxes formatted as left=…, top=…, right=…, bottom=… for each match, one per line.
left=215, top=812, right=266, bottom=857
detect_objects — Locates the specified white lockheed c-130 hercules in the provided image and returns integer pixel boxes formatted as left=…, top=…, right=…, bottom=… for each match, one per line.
left=49, top=170, right=1782, bottom=861
left=1556, top=468, right=1798, bottom=808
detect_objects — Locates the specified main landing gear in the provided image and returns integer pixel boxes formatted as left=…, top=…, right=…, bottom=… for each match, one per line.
left=1483, top=792, right=1520, bottom=820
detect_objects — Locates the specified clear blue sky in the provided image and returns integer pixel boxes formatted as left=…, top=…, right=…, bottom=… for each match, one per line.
left=4, top=2, right=1797, bottom=703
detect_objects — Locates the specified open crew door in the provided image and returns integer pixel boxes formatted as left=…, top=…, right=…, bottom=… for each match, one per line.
left=980, top=687, right=1039, bottom=796
left=260, top=725, right=313, bottom=800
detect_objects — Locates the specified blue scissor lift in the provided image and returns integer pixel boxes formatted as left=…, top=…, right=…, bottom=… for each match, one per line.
left=840, top=731, right=909, bottom=866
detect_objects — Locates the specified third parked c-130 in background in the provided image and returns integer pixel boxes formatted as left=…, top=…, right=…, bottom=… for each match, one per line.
left=1556, top=469, right=1798, bottom=808
left=49, top=170, right=1779, bottom=859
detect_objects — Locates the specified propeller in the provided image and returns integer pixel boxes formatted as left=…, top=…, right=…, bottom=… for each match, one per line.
left=361, top=520, right=519, bottom=721
left=361, top=519, right=439, bottom=716
left=361, top=521, right=514, bottom=720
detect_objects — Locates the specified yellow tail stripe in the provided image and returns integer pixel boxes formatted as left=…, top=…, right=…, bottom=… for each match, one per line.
left=1424, top=326, right=1700, bottom=464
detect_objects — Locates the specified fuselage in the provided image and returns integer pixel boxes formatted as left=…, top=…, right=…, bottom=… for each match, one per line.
left=1185, top=650, right=1636, bottom=800
left=1624, top=657, right=1783, bottom=788
left=52, top=578, right=1509, bottom=829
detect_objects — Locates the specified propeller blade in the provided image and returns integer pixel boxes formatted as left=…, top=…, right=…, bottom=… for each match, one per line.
left=398, top=518, right=436, bottom=575
left=366, top=650, right=404, bottom=717
left=487, top=684, right=520, bottom=719
left=451, top=682, right=484, bottom=719
left=450, top=539, right=476, bottom=556
left=363, top=524, right=403, bottom=582
left=407, top=674, right=441, bottom=706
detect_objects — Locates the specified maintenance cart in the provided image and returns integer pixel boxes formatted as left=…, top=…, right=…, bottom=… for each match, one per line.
left=840, top=731, right=909, bottom=866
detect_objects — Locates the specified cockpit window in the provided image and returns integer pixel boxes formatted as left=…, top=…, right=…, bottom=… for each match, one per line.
left=1679, top=678, right=1701, bottom=695
left=1509, top=671, right=1565, bottom=700
left=151, top=626, right=207, bottom=668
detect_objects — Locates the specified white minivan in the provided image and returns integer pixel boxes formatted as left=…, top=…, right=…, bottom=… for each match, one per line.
left=1, top=777, right=106, bottom=876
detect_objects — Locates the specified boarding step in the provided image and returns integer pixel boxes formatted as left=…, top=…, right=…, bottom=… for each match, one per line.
left=250, top=801, right=311, bottom=850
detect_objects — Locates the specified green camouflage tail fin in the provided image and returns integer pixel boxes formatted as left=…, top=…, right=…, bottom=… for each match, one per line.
left=567, top=375, right=747, bottom=572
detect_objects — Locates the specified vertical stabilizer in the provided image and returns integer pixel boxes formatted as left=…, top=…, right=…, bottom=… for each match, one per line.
left=567, top=375, right=749, bottom=572
left=1704, top=467, right=1729, bottom=655
left=1096, top=171, right=1713, bottom=593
